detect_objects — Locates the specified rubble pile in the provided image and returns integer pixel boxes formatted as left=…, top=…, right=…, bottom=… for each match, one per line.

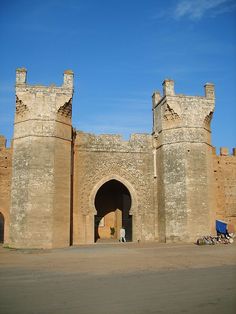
left=196, top=234, right=234, bottom=245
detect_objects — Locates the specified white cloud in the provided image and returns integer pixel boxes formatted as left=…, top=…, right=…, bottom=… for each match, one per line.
left=174, top=0, right=236, bottom=20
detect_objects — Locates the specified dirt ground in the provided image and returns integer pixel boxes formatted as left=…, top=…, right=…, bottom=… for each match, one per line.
left=0, top=241, right=236, bottom=314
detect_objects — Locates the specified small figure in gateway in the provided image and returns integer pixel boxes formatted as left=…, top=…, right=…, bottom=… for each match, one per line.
left=119, top=226, right=126, bottom=242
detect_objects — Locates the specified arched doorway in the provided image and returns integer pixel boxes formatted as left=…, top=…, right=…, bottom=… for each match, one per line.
left=94, top=179, right=132, bottom=242
left=0, top=212, right=4, bottom=243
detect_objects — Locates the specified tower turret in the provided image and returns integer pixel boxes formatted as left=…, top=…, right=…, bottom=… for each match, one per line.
left=9, top=69, right=74, bottom=248
left=153, top=80, right=215, bottom=242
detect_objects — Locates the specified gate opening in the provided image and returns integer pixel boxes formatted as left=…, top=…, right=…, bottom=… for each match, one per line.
left=94, top=179, right=132, bottom=242
left=0, top=212, right=4, bottom=243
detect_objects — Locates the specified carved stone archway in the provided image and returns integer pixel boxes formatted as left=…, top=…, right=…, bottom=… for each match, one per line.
left=89, top=175, right=138, bottom=242
left=90, top=174, right=138, bottom=216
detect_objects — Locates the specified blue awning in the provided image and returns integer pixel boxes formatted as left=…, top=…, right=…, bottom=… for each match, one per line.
left=216, top=220, right=227, bottom=234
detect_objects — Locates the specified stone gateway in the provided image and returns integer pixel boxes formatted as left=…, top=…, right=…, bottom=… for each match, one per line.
left=0, top=69, right=235, bottom=248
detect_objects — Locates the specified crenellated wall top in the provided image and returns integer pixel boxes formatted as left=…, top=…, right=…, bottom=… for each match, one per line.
left=152, top=79, right=215, bottom=108
left=16, top=68, right=74, bottom=92
left=152, top=80, right=215, bottom=138
left=14, top=69, right=74, bottom=126
left=212, top=147, right=236, bottom=156
left=75, top=131, right=152, bottom=152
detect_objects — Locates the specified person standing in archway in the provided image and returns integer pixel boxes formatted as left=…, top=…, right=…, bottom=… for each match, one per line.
left=119, top=226, right=126, bottom=242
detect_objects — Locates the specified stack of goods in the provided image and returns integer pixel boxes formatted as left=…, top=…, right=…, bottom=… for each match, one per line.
left=196, top=220, right=235, bottom=245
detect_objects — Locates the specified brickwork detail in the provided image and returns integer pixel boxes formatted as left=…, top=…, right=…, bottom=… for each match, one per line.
left=213, top=149, right=236, bottom=226
left=0, top=136, right=12, bottom=243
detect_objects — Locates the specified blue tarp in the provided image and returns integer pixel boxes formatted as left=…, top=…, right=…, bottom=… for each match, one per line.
left=216, top=220, right=227, bottom=234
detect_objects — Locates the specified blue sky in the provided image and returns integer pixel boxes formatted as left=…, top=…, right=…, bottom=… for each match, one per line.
left=0, top=0, right=235, bottom=151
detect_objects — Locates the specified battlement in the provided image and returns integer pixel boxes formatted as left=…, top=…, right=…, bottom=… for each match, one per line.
left=204, top=83, right=215, bottom=99
left=14, top=68, right=74, bottom=140
left=75, top=131, right=152, bottom=152
left=163, top=79, right=175, bottom=96
left=16, top=68, right=27, bottom=84
left=152, top=79, right=215, bottom=143
left=212, top=147, right=236, bottom=156
left=16, top=68, right=74, bottom=90
left=152, top=79, right=215, bottom=108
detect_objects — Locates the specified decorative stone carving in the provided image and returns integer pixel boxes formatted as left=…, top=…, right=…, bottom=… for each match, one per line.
left=15, top=96, right=29, bottom=117
left=164, top=104, right=180, bottom=122
left=203, top=111, right=213, bottom=130
left=57, top=98, right=72, bottom=118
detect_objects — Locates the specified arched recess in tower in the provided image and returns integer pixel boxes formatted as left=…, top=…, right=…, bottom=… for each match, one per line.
left=0, top=212, right=5, bottom=243
left=94, top=179, right=132, bottom=242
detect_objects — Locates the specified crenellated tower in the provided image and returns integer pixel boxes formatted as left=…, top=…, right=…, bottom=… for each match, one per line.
left=152, top=80, right=216, bottom=242
left=9, top=68, right=74, bottom=248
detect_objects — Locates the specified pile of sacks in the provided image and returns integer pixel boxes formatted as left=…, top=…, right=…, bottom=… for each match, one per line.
left=196, top=234, right=234, bottom=245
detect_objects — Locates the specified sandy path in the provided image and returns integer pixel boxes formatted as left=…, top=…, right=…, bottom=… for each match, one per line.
left=0, top=242, right=236, bottom=314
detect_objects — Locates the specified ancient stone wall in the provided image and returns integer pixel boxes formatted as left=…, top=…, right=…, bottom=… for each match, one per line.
left=213, top=147, right=236, bottom=228
left=153, top=80, right=216, bottom=242
left=0, top=136, right=12, bottom=243
left=1, top=70, right=235, bottom=248
left=9, top=69, right=73, bottom=249
left=73, top=132, right=154, bottom=244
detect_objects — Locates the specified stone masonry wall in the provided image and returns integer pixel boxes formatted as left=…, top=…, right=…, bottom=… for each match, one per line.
left=73, top=132, right=154, bottom=244
left=213, top=147, right=236, bottom=228
left=9, top=69, right=73, bottom=249
left=1, top=71, right=235, bottom=248
left=0, top=136, right=12, bottom=243
left=153, top=80, right=215, bottom=242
